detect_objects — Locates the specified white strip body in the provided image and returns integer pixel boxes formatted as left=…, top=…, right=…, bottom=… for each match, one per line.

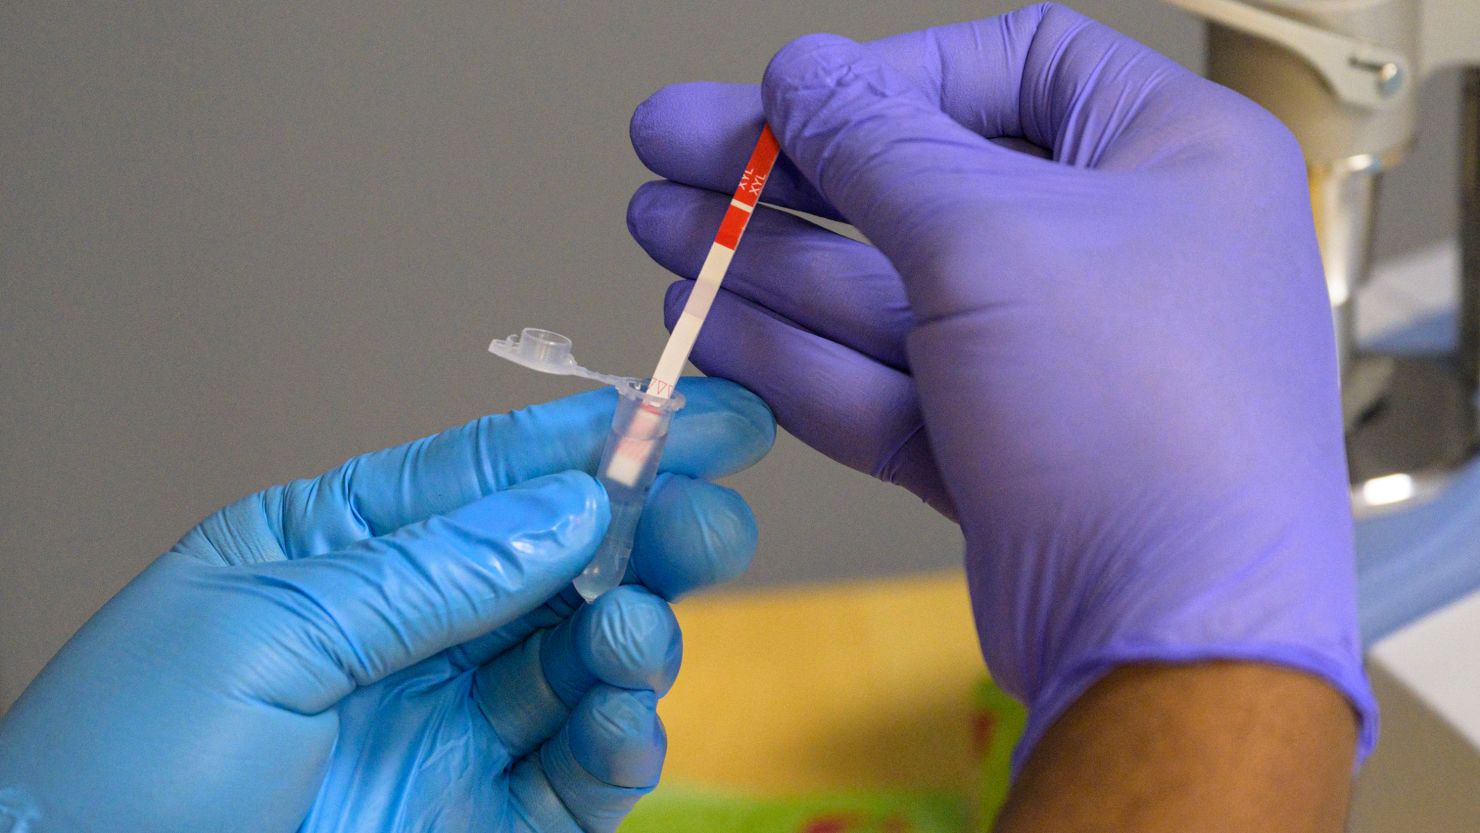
left=649, top=241, right=738, bottom=395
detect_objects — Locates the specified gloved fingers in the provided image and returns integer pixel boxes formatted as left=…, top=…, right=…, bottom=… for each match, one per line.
left=632, top=6, right=1210, bottom=203
left=628, top=179, right=910, bottom=370
left=631, top=81, right=840, bottom=220
left=767, top=7, right=1215, bottom=167
left=246, top=471, right=608, bottom=714
left=627, top=472, right=757, bottom=599
left=665, top=281, right=955, bottom=519
left=508, top=686, right=664, bottom=833
left=265, top=376, right=773, bottom=559
left=627, top=17, right=1049, bottom=215
left=442, top=472, right=755, bottom=671
left=472, top=586, right=679, bottom=760
left=759, top=32, right=1040, bottom=286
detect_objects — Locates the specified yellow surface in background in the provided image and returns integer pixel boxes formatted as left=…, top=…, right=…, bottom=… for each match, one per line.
left=658, top=572, right=986, bottom=792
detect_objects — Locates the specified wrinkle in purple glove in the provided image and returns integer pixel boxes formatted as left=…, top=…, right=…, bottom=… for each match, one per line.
left=626, top=2, right=1376, bottom=767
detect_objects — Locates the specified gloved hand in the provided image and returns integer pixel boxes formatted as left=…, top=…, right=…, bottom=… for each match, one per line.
left=0, top=378, right=773, bottom=833
left=625, top=2, right=1375, bottom=764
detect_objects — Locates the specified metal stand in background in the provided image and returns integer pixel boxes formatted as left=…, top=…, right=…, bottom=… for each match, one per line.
left=1168, top=0, right=1480, bottom=514
left=1461, top=68, right=1480, bottom=425
left=1345, top=67, right=1480, bottom=511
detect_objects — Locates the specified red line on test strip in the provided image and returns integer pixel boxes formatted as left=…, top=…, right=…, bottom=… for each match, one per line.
left=714, top=126, right=780, bottom=249
left=645, top=125, right=781, bottom=400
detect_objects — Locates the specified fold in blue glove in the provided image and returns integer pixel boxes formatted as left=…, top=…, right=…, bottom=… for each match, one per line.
left=0, top=377, right=774, bottom=833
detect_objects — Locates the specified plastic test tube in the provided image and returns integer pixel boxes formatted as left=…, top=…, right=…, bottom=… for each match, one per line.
left=571, top=125, right=779, bottom=601
left=572, top=380, right=685, bottom=602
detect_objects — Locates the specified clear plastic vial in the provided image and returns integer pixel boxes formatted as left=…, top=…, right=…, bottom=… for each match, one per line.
left=573, top=379, right=685, bottom=602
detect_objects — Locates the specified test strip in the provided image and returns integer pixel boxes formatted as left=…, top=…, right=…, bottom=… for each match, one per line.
left=647, top=126, right=780, bottom=399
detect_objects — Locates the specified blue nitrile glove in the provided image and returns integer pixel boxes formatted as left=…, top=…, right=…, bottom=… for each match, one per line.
left=0, top=377, right=773, bottom=833
left=625, top=3, right=1376, bottom=765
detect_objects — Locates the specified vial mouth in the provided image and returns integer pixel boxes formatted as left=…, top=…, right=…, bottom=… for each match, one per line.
left=619, top=378, right=686, bottom=411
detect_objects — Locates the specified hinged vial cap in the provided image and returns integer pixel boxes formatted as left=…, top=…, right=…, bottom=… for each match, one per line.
left=514, top=328, right=574, bottom=369
left=488, top=327, right=635, bottom=387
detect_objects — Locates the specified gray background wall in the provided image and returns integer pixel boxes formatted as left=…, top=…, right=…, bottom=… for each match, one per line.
left=0, top=2, right=1461, bottom=710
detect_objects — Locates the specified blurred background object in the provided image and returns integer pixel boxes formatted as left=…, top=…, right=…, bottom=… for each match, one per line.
left=620, top=574, right=1025, bottom=833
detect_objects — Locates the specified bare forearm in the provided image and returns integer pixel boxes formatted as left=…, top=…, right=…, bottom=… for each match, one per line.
left=995, top=663, right=1358, bottom=833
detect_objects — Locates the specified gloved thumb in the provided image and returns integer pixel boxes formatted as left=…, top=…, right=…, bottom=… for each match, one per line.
left=248, top=470, right=608, bottom=713
left=760, top=34, right=1034, bottom=314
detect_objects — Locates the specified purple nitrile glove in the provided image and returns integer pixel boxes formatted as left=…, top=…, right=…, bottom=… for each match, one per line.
left=625, top=2, right=1375, bottom=765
